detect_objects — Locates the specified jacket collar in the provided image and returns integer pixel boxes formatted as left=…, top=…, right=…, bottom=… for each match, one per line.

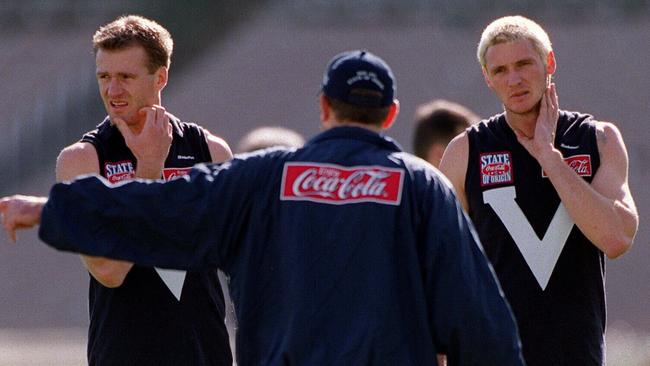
left=307, top=126, right=403, bottom=152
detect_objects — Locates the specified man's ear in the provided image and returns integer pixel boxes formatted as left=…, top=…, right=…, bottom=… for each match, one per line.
left=155, top=66, right=169, bottom=92
left=381, top=100, right=400, bottom=130
left=546, top=50, right=557, bottom=76
left=319, top=94, right=331, bottom=122
left=319, top=94, right=332, bottom=127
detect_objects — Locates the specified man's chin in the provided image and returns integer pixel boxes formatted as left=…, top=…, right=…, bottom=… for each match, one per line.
left=505, top=102, right=540, bottom=116
left=108, top=113, right=136, bottom=125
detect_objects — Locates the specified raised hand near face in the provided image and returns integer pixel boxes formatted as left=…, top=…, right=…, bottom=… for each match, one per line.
left=514, top=83, right=560, bottom=162
left=113, top=105, right=173, bottom=179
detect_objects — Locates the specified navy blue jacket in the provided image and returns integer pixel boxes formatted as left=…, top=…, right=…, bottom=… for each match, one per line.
left=40, top=126, right=524, bottom=366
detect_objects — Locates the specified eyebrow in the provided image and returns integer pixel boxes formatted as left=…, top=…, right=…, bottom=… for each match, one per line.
left=96, top=71, right=137, bottom=77
left=489, top=56, right=537, bottom=72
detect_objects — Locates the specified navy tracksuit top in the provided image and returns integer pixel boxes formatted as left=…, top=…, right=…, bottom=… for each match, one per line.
left=40, top=126, right=525, bottom=366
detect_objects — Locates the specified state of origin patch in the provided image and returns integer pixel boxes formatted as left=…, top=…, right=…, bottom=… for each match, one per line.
left=479, top=151, right=514, bottom=187
left=104, top=160, right=135, bottom=183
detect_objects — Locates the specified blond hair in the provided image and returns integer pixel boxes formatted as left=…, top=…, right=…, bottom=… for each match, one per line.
left=477, top=15, right=552, bottom=70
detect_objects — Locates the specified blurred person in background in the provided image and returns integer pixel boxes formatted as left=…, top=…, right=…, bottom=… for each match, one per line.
left=412, top=99, right=479, bottom=168
left=237, top=126, right=305, bottom=153
left=1, top=49, right=525, bottom=366
left=440, top=15, right=638, bottom=366
left=51, top=15, right=233, bottom=366
left=412, top=98, right=480, bottom=366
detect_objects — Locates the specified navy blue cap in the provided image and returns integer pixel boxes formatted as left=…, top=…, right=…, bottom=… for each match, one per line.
left=321, top=50, right=395, bottom=108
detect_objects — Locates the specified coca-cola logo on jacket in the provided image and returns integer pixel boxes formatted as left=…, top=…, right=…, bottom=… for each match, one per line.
left=280, top=163, right=404, bottom=205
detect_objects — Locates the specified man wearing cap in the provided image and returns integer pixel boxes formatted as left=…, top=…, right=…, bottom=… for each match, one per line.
left=1, top=50, right=524, bottom=365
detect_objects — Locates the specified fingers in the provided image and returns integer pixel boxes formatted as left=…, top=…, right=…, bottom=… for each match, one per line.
left=540, top=86, right=549, bottom=117
left=0, top=201, right=16, bottom=243
left=3, top=216, right=18, bottom=243
left=547, top=83, right=559, bottom=127
left=2, top=223, right=17, bottom=243
left=139, top=105, right=167, bottom=131
left=164, top=111, right=173, bottom=137
left=113, top=117, right=132, bottom=141
left=540, top=83, right=559, bottom=125
left=512, top=126, right=530, bottom=142
left=1, top=198, right=10, bottom=241
left=8, top=226, right=16, bottom=243
left=550, top=83, right=559, bottom=114
left=155, top=105, right=166, bottom=130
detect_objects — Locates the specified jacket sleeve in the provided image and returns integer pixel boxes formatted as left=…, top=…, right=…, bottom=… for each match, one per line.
left=38, top=160, right=254, bottom=271
left=422, top=176, right=525, bottom=366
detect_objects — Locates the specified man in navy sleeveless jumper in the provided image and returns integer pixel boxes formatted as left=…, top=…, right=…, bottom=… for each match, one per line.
left=1, top=50, right=525, bottom=365
left=440, top=16, right=639, bottom=366
left=55, top=15, right=233, bottom=365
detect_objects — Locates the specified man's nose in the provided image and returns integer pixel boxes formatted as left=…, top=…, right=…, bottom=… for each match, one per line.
left=506, top=70, right=522, bottom=86
left=107, top=79, right=123, bottom=96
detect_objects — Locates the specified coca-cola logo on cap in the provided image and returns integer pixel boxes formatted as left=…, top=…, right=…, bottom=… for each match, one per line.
left=281, top=163, right=404, bottom=205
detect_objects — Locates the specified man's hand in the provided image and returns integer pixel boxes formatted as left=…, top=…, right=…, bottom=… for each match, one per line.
left=0, top=195, right=47, bottom=243
left=514, top=83, right=560, bottom=163
left=113, top=105, right=173, bottom=179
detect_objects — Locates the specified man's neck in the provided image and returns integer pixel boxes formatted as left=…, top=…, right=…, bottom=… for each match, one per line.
left=504, top=108, right=539, bottom=138
left=323, top=119, right=382, bottom=133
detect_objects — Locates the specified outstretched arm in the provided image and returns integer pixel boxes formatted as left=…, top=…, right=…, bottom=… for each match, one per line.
left=40, top=157, right=254, bottom=271
left=515, top=85, right=638, bottom=258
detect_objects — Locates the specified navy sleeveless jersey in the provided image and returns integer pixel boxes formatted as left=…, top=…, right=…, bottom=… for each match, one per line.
left=80, top=116, right=232, bottom=366
left=465, top=111, right=605, bottom=365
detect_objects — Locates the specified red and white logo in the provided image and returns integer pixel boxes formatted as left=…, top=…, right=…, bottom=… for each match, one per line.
left=162, top=167, right=192, bottom=181
left=280, top=163, right=404, bottom=205
left=542, top=154, right=592, bottom=178
left=104, top=160, right=135, bottom=183
left=480, top=152, right=514, bottom=186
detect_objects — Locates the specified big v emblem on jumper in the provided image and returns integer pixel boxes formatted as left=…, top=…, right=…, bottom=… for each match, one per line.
left=483, top=186, right=574, bottom=290
left=153, top=168, right=194, bottom=301
left=155, top=268, right=185, bottom=301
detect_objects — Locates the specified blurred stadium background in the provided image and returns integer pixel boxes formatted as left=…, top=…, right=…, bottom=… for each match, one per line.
left=0, top=0, right=649, bottom=365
